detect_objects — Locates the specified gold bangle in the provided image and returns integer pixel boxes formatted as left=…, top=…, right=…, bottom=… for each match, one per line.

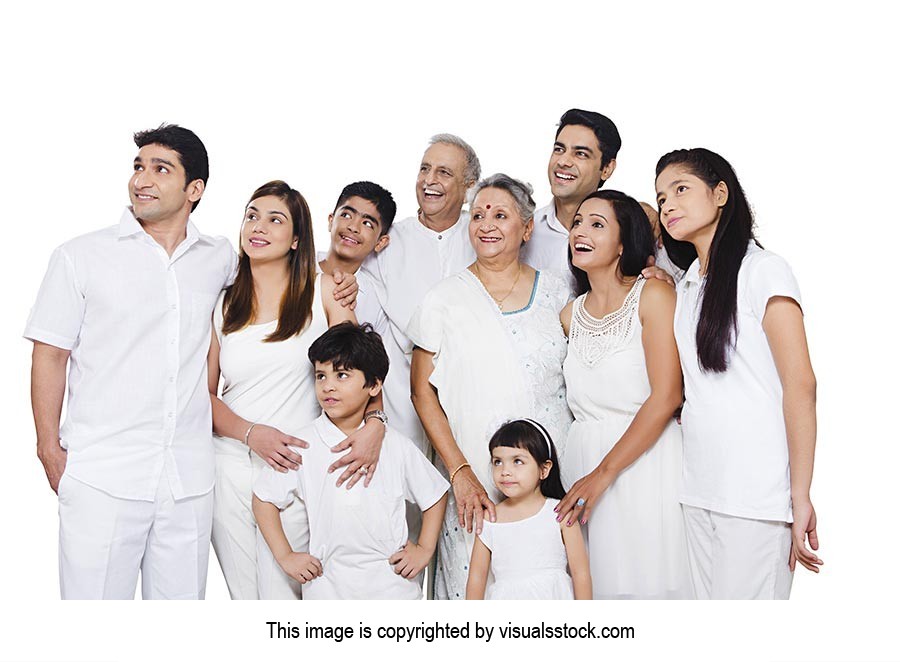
left=449, top=462, right=470, bottom=484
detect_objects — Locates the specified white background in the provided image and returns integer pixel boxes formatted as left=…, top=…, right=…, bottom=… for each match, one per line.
left=2, top=1, right=897, bottom=660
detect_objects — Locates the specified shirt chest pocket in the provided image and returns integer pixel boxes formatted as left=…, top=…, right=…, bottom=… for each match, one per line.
left=189, top=291, right=220, bottom=329
left=340, top=482, right=406, bottom=549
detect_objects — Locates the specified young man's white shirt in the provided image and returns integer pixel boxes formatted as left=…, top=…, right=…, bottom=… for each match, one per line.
left=361, top=212, right=475, bottom=448
left=520, top=200, right=577, bottom=295
left=253, top=414, right=448, bottom=599
left=25, top=208, right=236, bottom=500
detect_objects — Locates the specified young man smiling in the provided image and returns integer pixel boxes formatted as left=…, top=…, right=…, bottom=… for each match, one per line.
left=26, top=124, right=236, bottom=599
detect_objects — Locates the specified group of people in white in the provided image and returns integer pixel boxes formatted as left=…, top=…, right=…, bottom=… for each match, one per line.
left=26, top=109, right=822, bottom=601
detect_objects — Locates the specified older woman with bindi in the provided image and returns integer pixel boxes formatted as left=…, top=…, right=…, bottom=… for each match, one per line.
left=408, top=173, right=573, bottom=600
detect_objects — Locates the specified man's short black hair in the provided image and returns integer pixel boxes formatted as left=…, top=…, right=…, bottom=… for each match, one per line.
left=333, top=181, right=397, bottom=236
left=308, top=322, right=389, bottom=388
left=133, top=123, right=209, bottom=211
left=556, top=109, right=622, bottom=169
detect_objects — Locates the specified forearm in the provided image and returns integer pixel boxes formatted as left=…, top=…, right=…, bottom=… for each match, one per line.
left=416, top=493, right=448, bottom=552
left=210, top=395, right=252, bottom=442
left=572, top=568, right=592, bottom=600
left=31, top=343, right=69, bottom=449
left=411, top=387, right=466, bottom=470
left=595, top=390, right=681, bottom=479
left=784, top=383, right=817, bottom=498
left=252, top=496, right=293, bottom=561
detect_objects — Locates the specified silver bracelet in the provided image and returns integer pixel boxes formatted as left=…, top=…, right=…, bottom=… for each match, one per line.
left=244, top=422, right=257, bottom=446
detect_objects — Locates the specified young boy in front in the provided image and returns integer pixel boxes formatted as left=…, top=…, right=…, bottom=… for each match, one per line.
left=252, top=322, right=448, bottom=599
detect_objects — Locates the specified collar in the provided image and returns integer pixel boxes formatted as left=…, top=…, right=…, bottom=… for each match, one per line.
left=414, top=210, right=469, bottom=238
left=117, top=207, right=211, bottom=247
left=682, top=257, right=703, bottom=285
left=313, top=413, right=364, bottom=448
left=538, top=200, right=568, bottom=235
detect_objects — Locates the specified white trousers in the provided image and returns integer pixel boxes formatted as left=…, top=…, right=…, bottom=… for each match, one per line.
left=682, top=505, right=793, bottom=600
left=58, top=472, right=213, bottom=600
left=211, top=448, right=308, bottom=600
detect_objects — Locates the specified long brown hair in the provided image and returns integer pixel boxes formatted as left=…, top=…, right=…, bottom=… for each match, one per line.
left=222, top=180, right=316, bottom=342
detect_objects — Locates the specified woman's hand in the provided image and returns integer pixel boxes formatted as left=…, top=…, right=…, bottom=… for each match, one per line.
left=641, top=255, right=675, bottom=286
left=247, top=424, right=308, bottom=472
left=328, top=418, right=385, bottom=488
left=452, top=466, right=496, bottom=535
left=556, top=467, right=615, bottom=526
left=332, top=270, right=359, bottom=309
left=790, top=496, right=823, bottom=573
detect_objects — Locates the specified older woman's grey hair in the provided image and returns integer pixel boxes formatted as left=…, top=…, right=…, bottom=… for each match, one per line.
left=468, top=173, right=536, bottom=222
left=429, top=133, right=481, bottom=185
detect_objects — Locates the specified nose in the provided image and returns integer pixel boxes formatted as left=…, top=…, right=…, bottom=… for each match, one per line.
left=556, top=149, right=574, bottom=169
left=133, top=168, right=151, bottom=189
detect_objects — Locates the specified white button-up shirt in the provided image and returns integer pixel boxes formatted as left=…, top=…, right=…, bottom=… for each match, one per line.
left=674, top=243, right=802, bottom=523
left=24, top=209, right=237, bottom=501
left=361, top=212, right=475, bottom=446
left=520, top=200, right=576, bottom=295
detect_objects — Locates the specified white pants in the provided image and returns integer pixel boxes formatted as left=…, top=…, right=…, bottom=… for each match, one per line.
left=211, top=448, right=308, bottom=600
left=682, top=505, right=793, bottom=599
left=58, top=472, right=213, bottom=600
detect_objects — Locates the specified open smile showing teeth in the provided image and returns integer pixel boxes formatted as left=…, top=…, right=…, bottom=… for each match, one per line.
left=423, top=188, right=443, bottom=197
left=573, top=242, right=593, bottom=252
left=249, top=238, right=270, bottom=247
left=339, top=234, right=360, bottom=245
left=554, top=172, right=576, bottom=181
left=134, top=193, right=156, bottom=200
left=480, top=236, right=501, bottom=242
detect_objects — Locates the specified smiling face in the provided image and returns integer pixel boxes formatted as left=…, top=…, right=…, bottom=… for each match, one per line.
left=240, top=195, right=298, bottom=264
left=468, top=187, right=533, bottom=262
left=415, top=142, right=470, bottom=221
left=569, top=197, right=623, bottom=272
left=548, top=124, right=614, bottom=205
left=327, top=195, right=389, bottom=263
left=491, top=445, right=550, bottom=500
left=314, top=361, right=381, bottom=422
left=655, top=164, right=728, bottom=246
left=129, top=143, right=202, bottom=225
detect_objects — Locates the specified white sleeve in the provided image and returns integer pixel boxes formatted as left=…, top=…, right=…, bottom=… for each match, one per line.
left=212, top=291, right=227, bottom=345
left=405, top=290, right=444, bottom=354
left=23, top=246, right=85, bottom=350
left=400, top=439, right=449, bottom=511
left=253, top=459, right=304, bottom=509
left=746, top=252, right=802, bottom=321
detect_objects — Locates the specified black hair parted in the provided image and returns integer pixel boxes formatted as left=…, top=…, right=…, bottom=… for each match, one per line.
left=488, top=419, right=565, bottom=499
left=133, top=123, right=209, bottom=212
left=568, top=189, right=656, bottom=297
left=557, top=108, right=622, bottom=174
left=333, top=181, right=397, bottom=236
left=307, top=322, right=389, bottom=388
left=656, top=147, right=760, bottom=373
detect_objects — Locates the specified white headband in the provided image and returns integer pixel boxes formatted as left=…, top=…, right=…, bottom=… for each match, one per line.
left=521, top=418, right=552, bottom=457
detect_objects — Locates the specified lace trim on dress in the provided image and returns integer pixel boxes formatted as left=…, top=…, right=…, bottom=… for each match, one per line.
left=570, top=276, right=646, bottom=367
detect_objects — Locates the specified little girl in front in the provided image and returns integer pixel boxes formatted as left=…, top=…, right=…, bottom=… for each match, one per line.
left=466, top=419, right=591, bottom=599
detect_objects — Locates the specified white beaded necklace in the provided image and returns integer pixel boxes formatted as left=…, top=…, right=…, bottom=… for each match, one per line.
left=570, top=276, right=646, bottom=367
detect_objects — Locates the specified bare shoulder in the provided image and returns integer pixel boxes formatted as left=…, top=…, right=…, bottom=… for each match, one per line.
left=639, top=278, right=676, bottom=322
left=559, top=299, right=574, bottom=337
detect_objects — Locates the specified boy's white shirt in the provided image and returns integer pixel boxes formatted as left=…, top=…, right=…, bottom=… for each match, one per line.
left=253, top=413, right=448, bottom=599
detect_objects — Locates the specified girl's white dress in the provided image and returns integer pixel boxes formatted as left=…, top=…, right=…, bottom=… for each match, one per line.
left=479, top=498, right=574, bottom=600
left=562, top=277, right=690, bottom=599
left=406, top=269, right=573, bottom=600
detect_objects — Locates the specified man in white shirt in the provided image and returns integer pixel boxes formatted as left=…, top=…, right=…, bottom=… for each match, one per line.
left=25, top=124, right=237, bottom=599
left=521, top=109, right=621, bottom=287
left=362, top=134, right=480, bottom=452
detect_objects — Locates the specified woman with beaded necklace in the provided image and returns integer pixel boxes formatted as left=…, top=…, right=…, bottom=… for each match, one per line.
left=408, top=173, right=573, bottom=600
left=555, top=189, right=690, bottom=599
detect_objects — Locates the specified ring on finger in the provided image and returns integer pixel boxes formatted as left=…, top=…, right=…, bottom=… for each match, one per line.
left=357, top=466, right=369, bottom=475
left=576, top=497, right=586, bottom=507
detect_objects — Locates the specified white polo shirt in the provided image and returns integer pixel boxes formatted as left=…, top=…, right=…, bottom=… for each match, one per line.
left=361, top=213, right=475, bottom=446
left=253, top=414, right=448, bottom=599
left=24, top=209, right=237, bottom=501
left=520, top=200, right=576, bottom=295
left=674, top=243, right=802, bottom=523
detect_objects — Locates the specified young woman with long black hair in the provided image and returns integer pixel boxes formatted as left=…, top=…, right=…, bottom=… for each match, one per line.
left=655, top=149, right=822, bottom=599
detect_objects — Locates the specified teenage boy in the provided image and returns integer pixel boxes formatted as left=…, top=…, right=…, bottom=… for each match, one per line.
left=25, top=124, right=236, bottom=599
left=252, top=323, right=448, bottom=599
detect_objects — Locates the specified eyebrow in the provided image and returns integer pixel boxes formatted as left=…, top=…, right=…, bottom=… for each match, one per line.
left=246, top=204, right=288, bottom=219
left=554, top=141, right=595, bottom=154
left=421, top=161, right=454, bottom=174
left=133, top=156, right=178, bottom=169
left=588, top=213, right=609, bottom=222
left=340, top=204, right=380, bottom=226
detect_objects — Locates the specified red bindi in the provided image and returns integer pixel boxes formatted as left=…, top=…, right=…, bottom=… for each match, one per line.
left=486, top=204, right=491, bottom=209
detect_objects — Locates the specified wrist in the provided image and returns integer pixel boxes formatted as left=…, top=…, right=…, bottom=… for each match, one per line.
left=363, top=409, right=388, bottom=426
left=791, top=490, right=811, bottom=502
left=37, top=437, right=62, bottom=451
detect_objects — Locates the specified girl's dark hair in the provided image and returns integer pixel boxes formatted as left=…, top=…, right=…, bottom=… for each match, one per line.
left=488, top=419, right=565, bottom=499
left=656, top=148, right=759, bottom=373
left=568, top=189, right=656, bottom=297
left=222, top=180, right=317, bottom=342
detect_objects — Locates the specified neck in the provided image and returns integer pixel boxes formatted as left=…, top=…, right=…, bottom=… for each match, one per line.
left=473, top=254, right=521, bottom=282
left=419, top=207, right=460, bottom=233
left=552, top=197, right=581, bottom=231
left=585, top=262, right=629, bottom=299
left=136, top=212, right=190, bottom=256
left=250, top=259, right=291, bottom=295
left=327, top=408, right=366, bottom=437
left=319, top=251, right=363, bottom=277
left=503, top=487, right=546, bottom=510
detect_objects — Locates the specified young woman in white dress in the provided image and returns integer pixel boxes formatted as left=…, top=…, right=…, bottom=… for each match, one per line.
left=408, top=174, right=573, bottom=600
left=556, top=190, right=690, bottom=599
left=206, top=180, right=385, bottom=599
left=654, top=148, right=821, bottom=598
left=466, top=419, right=590, bottom=600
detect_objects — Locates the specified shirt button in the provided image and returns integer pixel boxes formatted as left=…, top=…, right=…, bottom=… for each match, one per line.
left=170, top=304, right=177, bottom=310
left=438, top=235, right=442, bottom=240
left=168, top=413, right=174, bottom=419
left=169, top=377, right=175, bottom=383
